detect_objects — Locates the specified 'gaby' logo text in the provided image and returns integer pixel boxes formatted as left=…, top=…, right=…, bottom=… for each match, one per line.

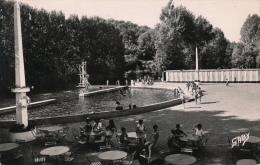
left=231, top=132, right=250, bottom=148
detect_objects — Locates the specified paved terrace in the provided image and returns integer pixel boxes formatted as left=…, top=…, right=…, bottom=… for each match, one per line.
left=0, top=82, right=259, bottom=164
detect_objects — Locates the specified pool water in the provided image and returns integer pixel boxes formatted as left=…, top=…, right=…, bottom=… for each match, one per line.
left=0, top=87, right=176, bottom=120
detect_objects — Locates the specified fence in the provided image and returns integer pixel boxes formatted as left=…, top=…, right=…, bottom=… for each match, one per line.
left=165, top=69, right=260, bottom=83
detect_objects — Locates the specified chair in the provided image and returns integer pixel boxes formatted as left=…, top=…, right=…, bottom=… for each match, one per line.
left=99, top=144, right=112, bottom=151
left=128, top=138, right=140, bottom=148
left=94, top=135, right=106, bottom=151
left=159, top=149, right=173, bottom=159
left=57, top=126, right=69, bottom=143
left=15, top=139, right=26, bottom=144
left=186, top=139, right=199, bottom=150
left=225, top=154, right=235, bottom=165
left=121, top=150, right=136, bottom=165
left=181, top=148, right=193, bottom=155
left=45, top=141, right=57, bottom=146
left=73, top=132, right=87, bottom=151
left=200, top=135, right=210, bottom=157
left=61, top=149, right=78, bottom=164
left=116, top=133, right=129, bottom=151
left=13, top=145, right=27, bottom=163
left=31, top=129, right=44, bottom=142
left=31, top=152, right=52, bottom=165
left=41, top=130, right=55, bottom=142
left=85, top=152, right=102, bottom=165
left=100, top=159, right=114, bottom=165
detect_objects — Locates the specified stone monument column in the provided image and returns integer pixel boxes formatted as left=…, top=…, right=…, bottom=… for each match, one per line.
left=11, top=2, right=30, bottom=127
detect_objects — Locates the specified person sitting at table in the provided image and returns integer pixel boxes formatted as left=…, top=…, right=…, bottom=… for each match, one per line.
left=120, top=127, right=130, bottom=146
left=192, top=124, right=204, bottom=146
left=134, top=149, right=149, bottom=165
left=167, top=129, right=181, bottom=153
left=84, top=117, right=92, bottom=141
left=145, top=125, right=159, bottom=159
left=92, top=118, right=102, bottom=132
left=192, top=124, right=205, bottom=138
left=175, top=124, right=187, bottom=137
left=107, top=119, right=117, bottom=133
left=84, top=118, right=92, bottom=131
left=136, top=119, right=146, bottom=133
left=104, top=126, right=113, bottom=145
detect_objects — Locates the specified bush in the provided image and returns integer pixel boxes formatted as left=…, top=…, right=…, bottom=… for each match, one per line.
left=9, top=124, right=35, bottom=133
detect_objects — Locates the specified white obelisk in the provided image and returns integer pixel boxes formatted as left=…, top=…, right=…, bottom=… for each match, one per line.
left=196, top=47, right=199, bottom=81
left=11, top=1, right=30, bottom=127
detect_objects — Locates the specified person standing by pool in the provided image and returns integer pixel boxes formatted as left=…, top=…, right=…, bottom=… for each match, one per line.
left=196, top=87, right=203, bottom=103
left=179, top=92, right=185, bottom=109
left=226, top=78, right=229, bottom=86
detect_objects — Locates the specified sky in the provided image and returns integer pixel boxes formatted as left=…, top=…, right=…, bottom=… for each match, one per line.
left=19, top=0, right=260, bottom=42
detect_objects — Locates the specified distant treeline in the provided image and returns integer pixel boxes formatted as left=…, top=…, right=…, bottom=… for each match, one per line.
left=0, top=0, right=259, bottom=96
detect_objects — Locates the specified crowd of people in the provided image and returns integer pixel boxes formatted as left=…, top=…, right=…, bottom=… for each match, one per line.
left=79, top=118, right=160, bottom=164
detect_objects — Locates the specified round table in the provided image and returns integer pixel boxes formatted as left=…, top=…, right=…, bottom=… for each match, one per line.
left=116, top=132, right=146, bottom=139
left=247, top=136, right=260, bottom=143
left=40, top=146, right=70, bottom=156
left=236, top=159, right=257, bottom=165
left=40, top=126, right=63, bottom=132
left=84, top=130, right=104, bottom=136
left=179, top=134, right=200, bottom=142
left=165, top=154, right=197, bottom=165
left=0, top=143, right=19, bottom=152
left=98, top=150, right=127, bottom=160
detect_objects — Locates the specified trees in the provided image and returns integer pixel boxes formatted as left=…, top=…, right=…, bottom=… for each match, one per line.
left=0, top=0, right=126, bottom=94
left=239, top=14, right=260, bottom=68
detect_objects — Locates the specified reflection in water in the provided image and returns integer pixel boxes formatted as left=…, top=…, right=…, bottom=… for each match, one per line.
left=0, top=87, right=176, bottom=120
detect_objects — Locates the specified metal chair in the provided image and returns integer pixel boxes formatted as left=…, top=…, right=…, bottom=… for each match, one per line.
left=31, top=152, right=52, bottom=165
left=94, top=135, right=106, bottom=151
left=181, top=148, right=193, bottom=155
left=31, top=129, right=44, bottom=143
left=72, top=132, right=87, bottom=151
left=116, top=133, right=129, bottom=151
left=225, top=154, right=235, bottom=165
left=159, top=149, right=173, bottom=159
left=57, top=126, right=69, bottom=143
left=13, top=145, right=27, bottom=163
left=128, top=137, right=140, bottom=148
left=121, top=150, right=136, bottom=165
left=85, top=152, right=102, bottom=165
left=61, top=149, right=78, bottom=164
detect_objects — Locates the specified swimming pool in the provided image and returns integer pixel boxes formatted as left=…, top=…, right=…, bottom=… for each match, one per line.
left=0, top=87, right=176, bottom=120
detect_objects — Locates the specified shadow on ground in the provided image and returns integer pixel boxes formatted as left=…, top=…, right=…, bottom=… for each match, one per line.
left=0, top=108, right=259, bottom=164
